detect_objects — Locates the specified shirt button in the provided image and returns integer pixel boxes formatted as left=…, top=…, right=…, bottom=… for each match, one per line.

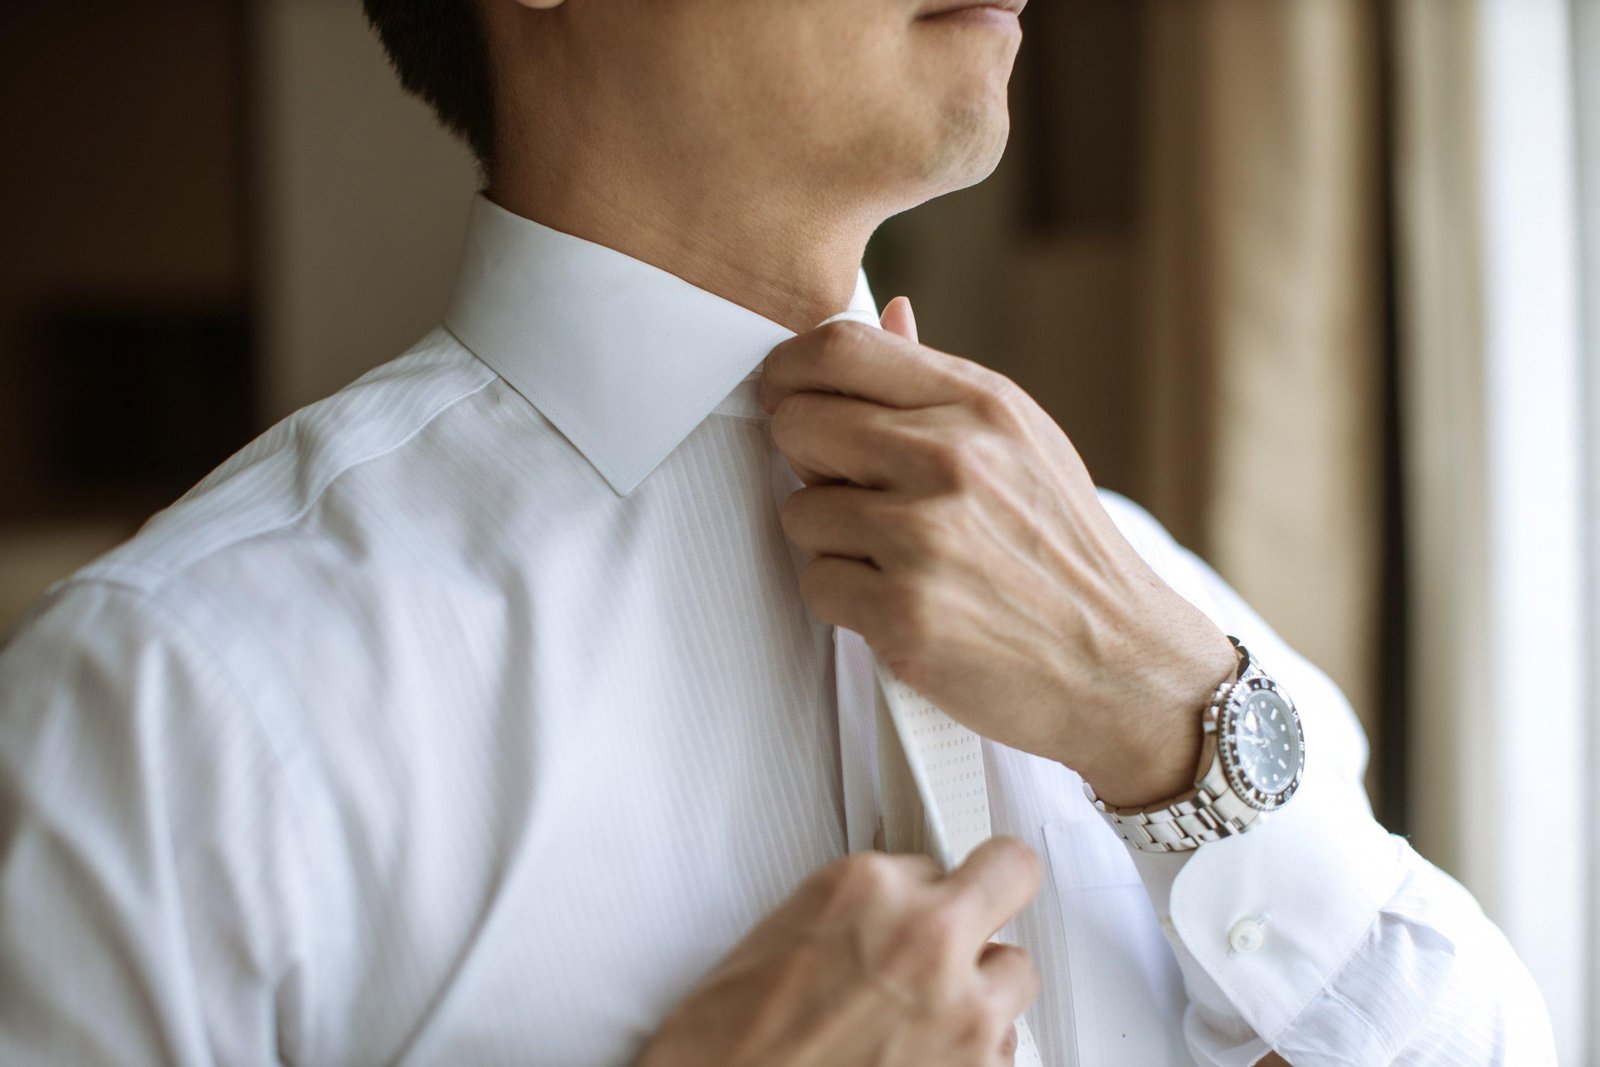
left=1228, top=919, right=1266, bottom=955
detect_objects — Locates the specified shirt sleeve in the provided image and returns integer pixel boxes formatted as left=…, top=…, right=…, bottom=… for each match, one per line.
left=1098, top=492, right=1557, bottom=1066
left=0, top=581, right=307, bottom=1066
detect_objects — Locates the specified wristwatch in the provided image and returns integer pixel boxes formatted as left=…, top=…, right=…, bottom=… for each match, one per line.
left=1083, top=637, right=1305, bottom=852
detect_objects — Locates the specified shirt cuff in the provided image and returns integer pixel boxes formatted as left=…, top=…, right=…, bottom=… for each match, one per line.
left=1129, top=763, right=1406, bottom=1049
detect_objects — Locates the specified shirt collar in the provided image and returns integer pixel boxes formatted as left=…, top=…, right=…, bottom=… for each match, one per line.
left=444, top=195, right=879, bottom=496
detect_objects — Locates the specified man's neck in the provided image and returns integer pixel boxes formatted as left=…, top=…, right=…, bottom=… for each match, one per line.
left=487, top=162, right=877, bottom=335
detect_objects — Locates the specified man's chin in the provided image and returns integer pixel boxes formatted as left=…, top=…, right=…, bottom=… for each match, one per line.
left=917, top=109, right=1012, bottom=198
left=833, top=101, right=1011, bottom=219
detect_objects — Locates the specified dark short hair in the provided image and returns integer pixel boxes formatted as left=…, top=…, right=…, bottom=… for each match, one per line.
left=362, top=0, right=495, bottom=167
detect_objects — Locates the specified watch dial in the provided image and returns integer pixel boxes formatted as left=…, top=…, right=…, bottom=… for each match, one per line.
left=1234, top=688, right=1303, bottom=794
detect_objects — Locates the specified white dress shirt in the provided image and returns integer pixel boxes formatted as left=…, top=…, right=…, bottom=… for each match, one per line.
left=0, top=195, right=1556, bottom=1065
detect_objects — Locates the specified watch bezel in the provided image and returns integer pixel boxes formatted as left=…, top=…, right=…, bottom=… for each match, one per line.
left=1216, top=676, right=1305, bottom=811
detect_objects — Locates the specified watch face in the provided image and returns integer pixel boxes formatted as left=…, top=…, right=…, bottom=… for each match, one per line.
left=1220, top=677, right=1305, bottom=810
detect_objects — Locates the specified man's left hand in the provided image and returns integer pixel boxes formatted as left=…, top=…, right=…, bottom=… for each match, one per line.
left=761, top=297, right=1239, bottom=809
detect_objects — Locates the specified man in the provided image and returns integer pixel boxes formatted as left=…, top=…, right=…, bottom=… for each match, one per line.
left=0, top=0, right=1555, bottom=1063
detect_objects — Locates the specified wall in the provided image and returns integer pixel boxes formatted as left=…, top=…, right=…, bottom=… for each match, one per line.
left=251, top=0, right=480, bottom=420
left=0, top=2, right=247, bottom=511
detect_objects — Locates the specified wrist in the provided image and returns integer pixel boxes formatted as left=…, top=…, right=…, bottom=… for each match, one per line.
left=1077, top=630, right=1240, bottom=809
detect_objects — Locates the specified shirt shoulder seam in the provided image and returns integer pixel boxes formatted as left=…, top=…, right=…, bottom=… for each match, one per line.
left=70, top=367, right=500, bottom=598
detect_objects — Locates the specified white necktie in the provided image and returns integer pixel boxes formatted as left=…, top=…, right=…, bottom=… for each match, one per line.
left=806, top=309, right=1043, bottom=1065
left=873, top=659, right=1045, bottom=1067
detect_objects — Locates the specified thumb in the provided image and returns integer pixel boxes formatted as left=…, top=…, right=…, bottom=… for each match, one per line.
left=880, top=295, right=919, bottom=345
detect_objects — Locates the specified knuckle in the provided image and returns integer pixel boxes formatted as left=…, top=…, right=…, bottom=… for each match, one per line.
left=970, top=366, right=1023, bottom=415
left=827, top=851, right=901, bottom=905
left=968, top=430, right=1009, bottom=471
left=920, top=436, right=972, bottom=487
left=810, top=852, right=857, bottom=892
left=946, top=430, right=1009, bottom=496
left=992, top=371, right=1027, bottom=406
left=897, top=505, right=954, bottom=559
left=817, top=319, right=873, bottom=368
left=808, top=854, right=863, bottom=905
left=823, top=317, right=876, bottom=349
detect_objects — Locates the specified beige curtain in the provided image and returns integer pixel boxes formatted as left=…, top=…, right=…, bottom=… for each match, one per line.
left=861, top=0, right=1391, bottom=800
left=1139, top=0, right=1388, bottom=787
left=1387, top=0, right=1487, bottom=892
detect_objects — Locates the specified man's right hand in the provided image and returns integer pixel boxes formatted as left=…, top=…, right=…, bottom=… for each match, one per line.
left=637, top=836, right=1043, bottom=1067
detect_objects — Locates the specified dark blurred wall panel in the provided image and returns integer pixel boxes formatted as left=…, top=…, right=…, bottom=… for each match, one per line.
left=249, top=0, right=478, bottom=421
left=0, top=2, right=250, bottom=515
left=1021, top=0, right=1143, bottom=235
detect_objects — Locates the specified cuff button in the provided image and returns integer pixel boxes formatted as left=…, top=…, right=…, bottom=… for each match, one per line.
left=1227, top=918, right=1267, bottom=955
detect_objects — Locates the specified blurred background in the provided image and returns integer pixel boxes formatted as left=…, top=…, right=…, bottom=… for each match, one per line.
left=0, top=0, right=1596, bottom=1059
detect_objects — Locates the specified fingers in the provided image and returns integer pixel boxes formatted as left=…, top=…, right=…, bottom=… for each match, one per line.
left=880, top=295, right=920, bottom=344
left=769, top=392, right=905, bottom=488
left=796, top=556, right=891, bottom=637
left=942, top=837, right=1043, bottom=943
left=977, top=942, right=1041, bottom=1019
left=771, top=392, right=971, bottom=493
left=794, top=848, right=1039, bottom=1064
left=807, top=851, right=946, bottom=920
left=761, top=319, right=983, bottom=414
left=896, top=851, right=946, bottom=883
left=996, top=1020, right=1020, bottom=1063
left=781, top=484, right=901, bottom=567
